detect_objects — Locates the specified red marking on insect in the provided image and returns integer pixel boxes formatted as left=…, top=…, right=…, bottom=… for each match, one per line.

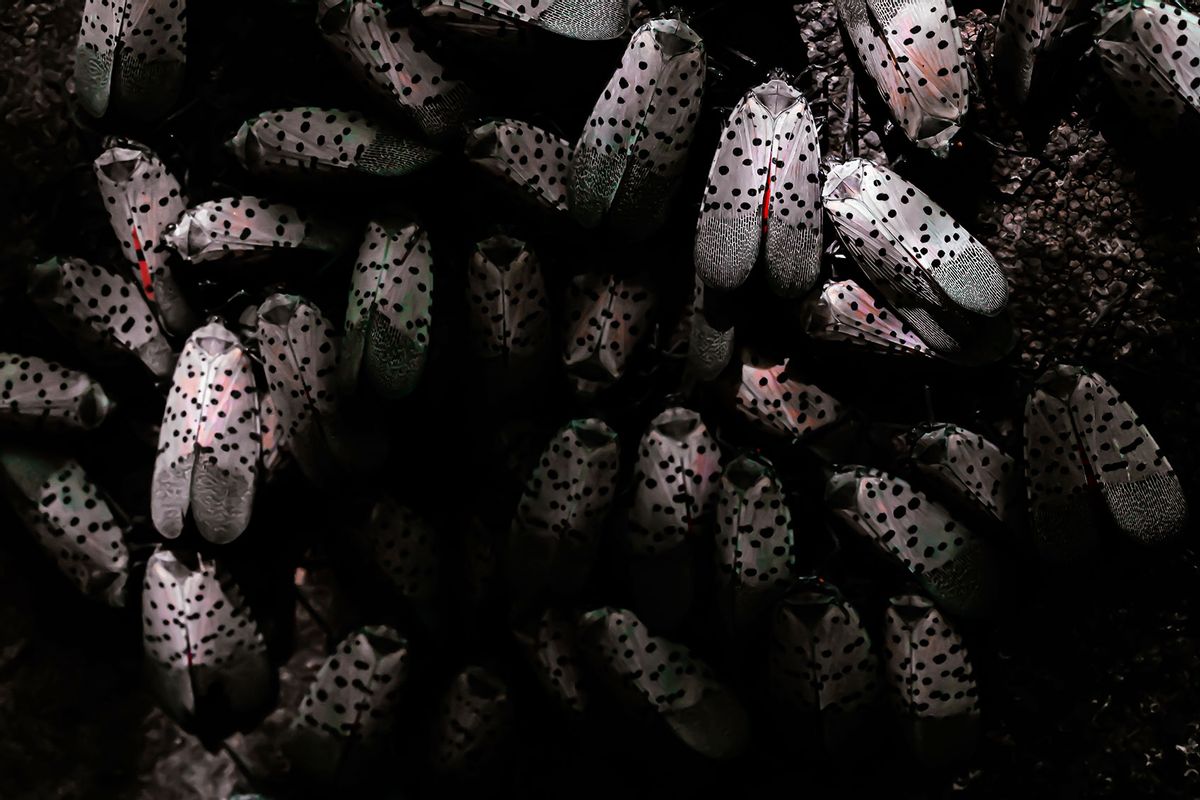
left=130, top=225, right=155, bottom=300
left=761, top=162, right=773, bottom=232
left=1076, top=442, right=1100, bottom=488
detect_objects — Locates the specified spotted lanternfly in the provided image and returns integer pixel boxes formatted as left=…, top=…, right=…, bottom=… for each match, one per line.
left=258, top=388, right=288, bottom=482
left=465, top=119, right=574, bottom=214
left=288, top=625, right=410, bottom=783
left=1025, top=364, right=1187, bottom=549
left=151, top=321, right=260, bottom=544
left=1096, top=0, right=1200, bottom=121
left=340, top=219, right=434, bottom=400
left=823, top=159, right=1012, bottom=363
left=465, top=233, right=550, bottom=376
left=801, top=278, right=935, bottom=359
left=317, top=0, right=475, bottom=141
left=768, top=578, right=878, bottom=750
left=94, top=139, right=195, bottom=335
left=569, top=15, right=706, bottom=238
left=714, top=452, right=795, bottom=629
left=882, top=593, right=980, bottom=767
left=563, top=272, right=655, bottom=396
left=0, top=445, right=130, bottom=607
left=997, top=0, right=1082, bottom=102
left=695, top=75, right=822, bottom=296
left=360, top=498, right=439, bottom=611
left=514, top=607, right=589, bottom=714
left=433, top=666, right=512, bottom=775
left=735, top=352, right=843, bottom=441
left=418, top=0, right=629, bottom=40
left=679, top=274, right=735, bottom=381
left=833, top=0, right=969, bottom=153
left=74, top=0, right=186, bottom=119
left=256, top=294, right=339, bottom=484
left=901, top=422, right=1017, bottom=525
left=508, top=418, right=620, bottom=599
left=0, top=353, right=113, bottom=432
left=165, top=196, right=349, bottom=264
left=578, top=606, right=750, bottom=759
left=229, top=107, right=440, bottom=180
left=28, top=256, right=175, bottom=380
left=417, top=0, right=526, bottom=40
left=141, top=549, right=275, bottom=736
left=628, top=407, right=722, bottom=556
left=826, top=466, right=1000, bottom=618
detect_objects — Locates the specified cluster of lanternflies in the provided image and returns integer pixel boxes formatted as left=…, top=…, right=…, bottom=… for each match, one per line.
left=0, top=0, right=1194, bottom=787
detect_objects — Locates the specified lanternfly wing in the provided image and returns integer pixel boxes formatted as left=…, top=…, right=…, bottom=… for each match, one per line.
left=0, top=446, right=130, bottom=607
left=514, top=608, right=588, bottom=714
left=834, top=0, right=967, bottom=152
left=465, top=234, right=549, bottom=361
left=94, top=138, right=195, bottom=335
left=734, top=352, right=842, bottom=440
left=906, top=423, right=1017, bottom=524
left=509, top=418, right=620, bottom=598
left=825, top=466, right=998, bottom=618
left=628, top=407, right=722, bottom=555
left=0, top=353, right=113, bottom=432
left=1024, top=374, right=1099, bottom=560
left=419, top=0, right=629, bottom=40
left=569, top=16, right=705, bottom=238
left=75, top=0, right=123, bottom=117
left=29, top=256, right=175, bottom=379
left=1097, top=1, right=1200, bottom=119
left=290, top=625, right=409, bottom=781
left=686, top=274, right=734, bottom=381
left=341, top=219, right=434, bottom=400
left=258, top=387, right=288, bottom=481
left=142, top=549, right=273, bottom=729
left=883, top=593, right=980, bottom=766
left=714, top=453, right=795, bottom=628
left=465, top=119, right=573, bottom=214
left=229, top=107, right=440, bottom=179
left=578, top=606, right=749, bottom=759
left=75, top=0, right=187, bottom=119
left=695, top=77, right=821, bottom=295
left=802, top=279, right=935, bottom=358
left=1096, top=3, right=1187, bottom=121
left=563, top=272, right=655, bottom=396
left=317, top=0, right=474, bottom=140
left=823, top=159, right=1009, bottom=319
left=115, top=0, right=188, bottom=117
left=362, top=498, right=439, bottom=604
left=997, top=0, right=1080, bottom=101
left=151, top=322, right=260, bottom=544
left=768, top=579, right=878, bottom=747
left=1063, top=366, right=1187, bottom=543
left=256, top=294, right=338, bottom=483
left=433, top=666, right=512, bottom=775
left=165, top=197, right=347, bottom=264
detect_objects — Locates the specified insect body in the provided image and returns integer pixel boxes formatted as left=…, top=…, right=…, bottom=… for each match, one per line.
left=94, top=139, right=195, bottom=334
left=569, top=15, right=706, bottom=238
left=75, top=0, right=186, bottom=119
left=833, top=0, right=969, bottom=153
left=229, top=108, right=440, bottom=179
left=151, top=322, right=260, bottom=544
left=823, top=159, right=1012, bottom=364
left=695, top=76, right=822, bottom=296
left=1095, top=0, right=1200, bottom=121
